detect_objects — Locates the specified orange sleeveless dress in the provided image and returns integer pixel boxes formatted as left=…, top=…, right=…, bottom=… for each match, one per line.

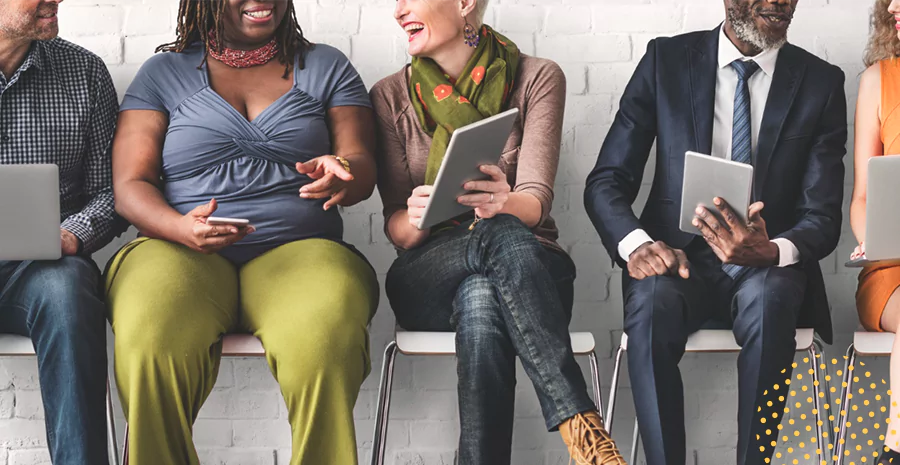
left=857, top=59, right=900, bottom=331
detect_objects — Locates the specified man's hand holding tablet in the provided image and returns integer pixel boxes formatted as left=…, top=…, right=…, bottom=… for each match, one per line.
left=692, top=198, right=779, bottom=268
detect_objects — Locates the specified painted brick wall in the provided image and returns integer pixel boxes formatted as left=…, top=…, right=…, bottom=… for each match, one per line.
left=0, top=0, right=878, bottom=464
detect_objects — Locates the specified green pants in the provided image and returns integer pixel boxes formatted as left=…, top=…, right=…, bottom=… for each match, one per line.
left=105, top=238, right=378, bottom=465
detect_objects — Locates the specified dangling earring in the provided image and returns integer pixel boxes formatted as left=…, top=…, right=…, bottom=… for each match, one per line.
left=464, top=21, right=480, bottom=48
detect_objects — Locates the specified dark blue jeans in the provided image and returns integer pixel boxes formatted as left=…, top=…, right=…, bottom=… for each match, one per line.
left=0, top=258, right=109, bottom=465
left=386, top=214, right=597, bottom=465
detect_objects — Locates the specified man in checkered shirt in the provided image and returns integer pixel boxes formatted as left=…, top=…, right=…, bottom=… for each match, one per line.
left=0, top=0, right=124, bottom=463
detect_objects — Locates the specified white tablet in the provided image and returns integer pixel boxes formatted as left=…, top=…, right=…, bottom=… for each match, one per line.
left=679, top=151, right=754, bottom=235
left=418, top=108, right=519, bottom=230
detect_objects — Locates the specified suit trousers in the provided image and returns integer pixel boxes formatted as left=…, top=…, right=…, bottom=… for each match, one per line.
left=623, top=239, right=806, bottom=465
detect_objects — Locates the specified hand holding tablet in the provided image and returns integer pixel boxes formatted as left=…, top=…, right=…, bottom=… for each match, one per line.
left=679, top=152, right=779, bottom=267
left=417, top=108, right=520, bottom=230
left=679, top=151, right=753, bottom=235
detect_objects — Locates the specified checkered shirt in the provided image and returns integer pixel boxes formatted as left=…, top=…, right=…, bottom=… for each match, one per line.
left=0, top=38, right=124, bottom=255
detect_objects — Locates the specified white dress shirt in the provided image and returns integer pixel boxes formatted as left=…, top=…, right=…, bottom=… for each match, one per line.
left=617, top=27, right=801, bottom=267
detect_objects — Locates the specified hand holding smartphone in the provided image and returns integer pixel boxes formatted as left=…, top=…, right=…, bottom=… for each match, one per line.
left=207, top=217, right=251, bottom=227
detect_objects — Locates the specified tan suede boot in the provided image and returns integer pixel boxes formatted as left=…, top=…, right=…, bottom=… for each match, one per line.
left=559, top=411, right=627, bottom=465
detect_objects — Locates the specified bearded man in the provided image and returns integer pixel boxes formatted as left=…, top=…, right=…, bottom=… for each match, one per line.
left=0, top=0, right=122, bottom=463
left=583, top=0, right=847, bottom=463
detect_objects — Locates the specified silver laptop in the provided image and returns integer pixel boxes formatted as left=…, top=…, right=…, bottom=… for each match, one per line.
left=846, top=156, right=900, bottom=268
left=0, top=164, right=61, bottom=260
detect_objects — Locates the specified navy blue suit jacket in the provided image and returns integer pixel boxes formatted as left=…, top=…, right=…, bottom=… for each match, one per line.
left=584, top=27, right=848, bottom=343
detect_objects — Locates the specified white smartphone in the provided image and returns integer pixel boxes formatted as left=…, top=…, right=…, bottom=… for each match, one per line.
left=207, top=216, right=250, bottom=227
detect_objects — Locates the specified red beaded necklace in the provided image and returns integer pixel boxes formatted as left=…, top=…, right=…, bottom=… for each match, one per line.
left=207, top=32, right=279, bottom=69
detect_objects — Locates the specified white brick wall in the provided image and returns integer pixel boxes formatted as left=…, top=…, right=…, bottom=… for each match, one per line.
left=0, top=0, right=880, bottom=464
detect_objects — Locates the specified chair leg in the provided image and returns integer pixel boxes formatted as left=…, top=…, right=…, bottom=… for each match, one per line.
left=121, top=422, right=128, bottom=465
left=606, top=344, right=625, bottom=433
left=835, top=344, right=857, bottom=465
left=808, top=344, right=826, bottom=465
left=815, top=338, right=836, bottom=432
left=371, top=341, right=399, bottom=465
left=106, top=378, right=120, bottom=465
left=629, top=419, right=640, bottom=465
left=587, top=351, right=604, bottom=416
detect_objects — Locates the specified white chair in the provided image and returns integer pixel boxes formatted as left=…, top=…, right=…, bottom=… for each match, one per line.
left=834, top=332, right=895, bottom=465
left=606, top=328, right=830, bottom=465
left=120, top=334, right=264, bottom=465
left=0, top=334, right=120, bottom=465
left=370, top=330, right=604, bottom=465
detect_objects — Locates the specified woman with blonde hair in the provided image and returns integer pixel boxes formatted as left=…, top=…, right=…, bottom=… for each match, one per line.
left=370, top=0, right=625, bottom=464
left=851, top=0, right=900, bottom=462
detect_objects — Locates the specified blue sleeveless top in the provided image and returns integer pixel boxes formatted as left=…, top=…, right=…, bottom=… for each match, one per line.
left=120, top=43, right=372, bottom=264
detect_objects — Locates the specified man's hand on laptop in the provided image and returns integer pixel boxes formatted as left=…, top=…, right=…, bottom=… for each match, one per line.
left=60, top=229, right=80, bottom=256
left=627, top=241, right=691, bottom=280
left=692, top=198, right=779, bottom=268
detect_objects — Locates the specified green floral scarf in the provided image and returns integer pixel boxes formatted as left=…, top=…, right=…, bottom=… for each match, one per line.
left=409, top=25, right=520, bottom=185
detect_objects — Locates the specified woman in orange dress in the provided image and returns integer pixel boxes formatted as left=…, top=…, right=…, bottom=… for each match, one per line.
left=852, top=1, right=900, bottom=462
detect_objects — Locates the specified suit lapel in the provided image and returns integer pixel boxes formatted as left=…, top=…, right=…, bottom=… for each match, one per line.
left=688, top=28, right=720, bottom=154
left=754, top=45, right=805, bottom=200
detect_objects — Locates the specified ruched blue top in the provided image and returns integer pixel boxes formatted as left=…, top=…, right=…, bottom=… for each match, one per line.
left=120, top=43, right=372, bottom=264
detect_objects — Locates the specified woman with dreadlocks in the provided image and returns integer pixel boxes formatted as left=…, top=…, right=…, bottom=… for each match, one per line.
left=104, top=1, right=379, bottom=464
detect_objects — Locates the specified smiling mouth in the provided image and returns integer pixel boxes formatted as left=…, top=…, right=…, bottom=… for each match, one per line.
left=758, top=10, right=791, bottom=26
left=404, top=23, right=425, bottom=41
left=243, top=9, right=274, bottom=20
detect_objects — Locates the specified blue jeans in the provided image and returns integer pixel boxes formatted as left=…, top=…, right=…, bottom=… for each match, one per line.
left=386, top=215, right=596, bottom=465
left=0, top=258, right=109, bottom=465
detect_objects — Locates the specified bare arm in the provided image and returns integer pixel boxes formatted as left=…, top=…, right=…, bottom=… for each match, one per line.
left=112, top=110, right=183, bottom=239
left=327, top=105, right=377, bottom=206
left=112, top=110, right=250, bottom=251
left=851, top=64, right=884, bottom=246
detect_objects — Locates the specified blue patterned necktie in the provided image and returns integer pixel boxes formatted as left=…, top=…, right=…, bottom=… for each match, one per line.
left=721, top=59, right=760, bottom=280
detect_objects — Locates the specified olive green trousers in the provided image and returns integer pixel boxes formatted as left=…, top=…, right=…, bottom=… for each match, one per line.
left=105, top=238, right=378, bottom=465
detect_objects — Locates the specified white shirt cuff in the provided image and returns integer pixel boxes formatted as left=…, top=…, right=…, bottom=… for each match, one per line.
left=771, top=238, right=801, bottom=267
left=618, top=229, right=654, bottom=262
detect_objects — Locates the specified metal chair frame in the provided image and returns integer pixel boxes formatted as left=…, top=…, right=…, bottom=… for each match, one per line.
left=834, top=332, right=896, bottom=465
left=369, top=330, right=604, bottom=465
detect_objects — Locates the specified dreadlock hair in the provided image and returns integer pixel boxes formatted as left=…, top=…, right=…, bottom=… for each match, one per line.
left=156, top=0, right=310, bottom=78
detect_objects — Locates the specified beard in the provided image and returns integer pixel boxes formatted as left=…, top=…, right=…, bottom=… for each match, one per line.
left=0, top=6, right=59, bottom=42
left=726, top=1, right=791, bottom=53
